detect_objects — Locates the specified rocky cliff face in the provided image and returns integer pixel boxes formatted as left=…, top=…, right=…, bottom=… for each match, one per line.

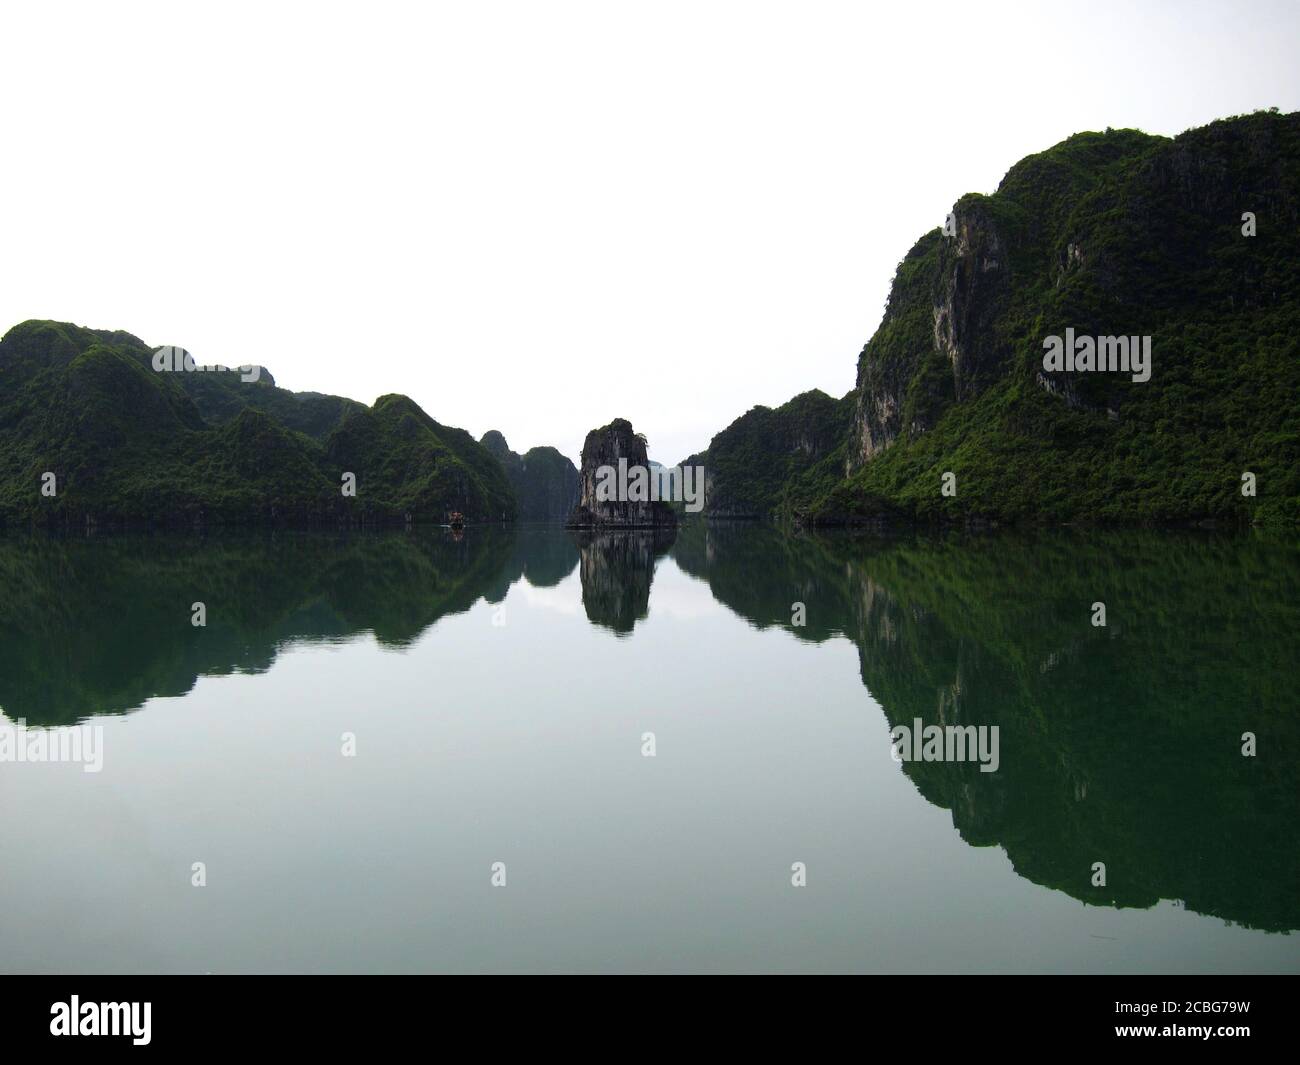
left=685, top=111, right=1299, bottom=527
left=825, top=110, right=1300, bottom=524
left=567, top=418, right=677, bottom=527
left=851, top=200, right=1010, bottom=469
left=480, top=430, right=579, bottom=522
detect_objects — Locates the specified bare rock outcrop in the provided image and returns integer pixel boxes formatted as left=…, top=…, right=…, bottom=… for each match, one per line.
left=566, top=418, right=677, bottom=528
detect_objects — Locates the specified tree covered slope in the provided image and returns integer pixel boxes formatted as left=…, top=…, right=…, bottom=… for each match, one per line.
left=696, top=110, right=1300, bottom=525
left=480, top=430, right=580, bottom=522
left=0, top=320, right=515, bottom=525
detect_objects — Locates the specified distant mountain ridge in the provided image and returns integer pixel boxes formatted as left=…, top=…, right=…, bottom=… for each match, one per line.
left=479, top=430, right=579, bottom=522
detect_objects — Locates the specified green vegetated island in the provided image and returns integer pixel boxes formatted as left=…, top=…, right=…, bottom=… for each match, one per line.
left=1, top=109, right=1296, bottom=529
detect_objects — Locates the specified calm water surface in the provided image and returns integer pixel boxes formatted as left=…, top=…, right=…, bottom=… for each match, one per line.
left=0, top=525, right=1296, bottom=973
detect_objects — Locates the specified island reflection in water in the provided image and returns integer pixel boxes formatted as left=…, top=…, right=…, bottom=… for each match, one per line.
left=0, top=524, right=1296, bottom=972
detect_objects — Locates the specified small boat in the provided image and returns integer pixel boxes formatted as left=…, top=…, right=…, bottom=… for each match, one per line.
left=448, top=511, right=466, bottom=530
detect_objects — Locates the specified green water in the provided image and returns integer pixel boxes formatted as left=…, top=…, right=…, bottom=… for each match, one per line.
left=0, top=525, right=1296, bottom=973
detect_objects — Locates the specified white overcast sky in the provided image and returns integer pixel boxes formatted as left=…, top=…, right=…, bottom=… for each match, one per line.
left=3, top=1, right=1298, bottom=464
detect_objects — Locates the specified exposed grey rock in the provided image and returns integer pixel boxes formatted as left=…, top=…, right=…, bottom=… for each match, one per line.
left=567, top=418, right=677, bottom=528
